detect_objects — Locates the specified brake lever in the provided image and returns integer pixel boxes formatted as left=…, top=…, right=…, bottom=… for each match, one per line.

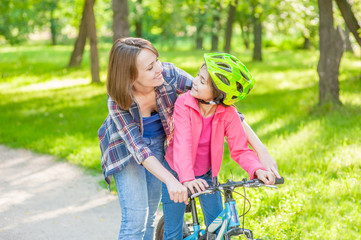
left=245, top=180, right=279, bottom=189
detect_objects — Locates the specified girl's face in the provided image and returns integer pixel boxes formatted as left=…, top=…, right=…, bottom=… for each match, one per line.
left=190, top=66, right=215, bottom=102
left=133, top=49, right=164, bottom=91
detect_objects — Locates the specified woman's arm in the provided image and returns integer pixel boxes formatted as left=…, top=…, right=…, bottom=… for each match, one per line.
left=241, top=120, right=281, bottom=178
left=161, top=62, right=193, bottom=94
left=142, top=156, right=188, bottom=204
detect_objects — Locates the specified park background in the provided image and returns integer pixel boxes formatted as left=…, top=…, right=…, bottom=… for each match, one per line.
left=0, top=0, right=360, bottom=239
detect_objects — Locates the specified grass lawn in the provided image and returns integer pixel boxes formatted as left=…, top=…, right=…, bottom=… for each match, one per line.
left=0, top=44, right=360, bottom=239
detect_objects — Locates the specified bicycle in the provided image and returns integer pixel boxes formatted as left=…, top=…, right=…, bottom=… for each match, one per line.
left=155, top=177, right=284, bottom=240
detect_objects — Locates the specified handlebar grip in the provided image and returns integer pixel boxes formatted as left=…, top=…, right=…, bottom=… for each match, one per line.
left=275, top=177, right=284, bottom=185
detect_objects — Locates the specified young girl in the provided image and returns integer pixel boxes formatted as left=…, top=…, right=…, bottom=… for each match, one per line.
left=161, top=53, right=275, bottom=239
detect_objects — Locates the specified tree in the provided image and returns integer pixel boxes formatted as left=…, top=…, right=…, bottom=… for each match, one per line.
left=224, top=0, right=238, bottom=52
left=134, top=0, right=142, bottom=37
left=335, top=0, right=361, bottom=47
left=68, top=0, right=89, bottom=67
left=317, top=0, right=345, bottom=105
left=237, top=1, right=252, bottom=50
left=252, top=0, right=262, bottom=61
left=210, top=1, right=222, bottom=51
left=88, top=0, right=100, bottom=83
left=113, top=0, right=129, bottom=42
left=344, top=25, right=354, bottom=52
left=68, top=0, right=100, bottom=83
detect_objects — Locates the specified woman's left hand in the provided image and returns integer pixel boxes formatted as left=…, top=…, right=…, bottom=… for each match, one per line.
left=255, top=169, right=275, bottom=185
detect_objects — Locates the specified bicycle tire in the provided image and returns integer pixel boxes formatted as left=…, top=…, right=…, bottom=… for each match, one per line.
left=155, top=215, right=193, bottom=240
left=155, top=216, right=165, bottom=240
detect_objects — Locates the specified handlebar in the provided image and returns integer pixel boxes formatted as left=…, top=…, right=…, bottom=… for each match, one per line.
left=188, top=177, right=284, bottom=199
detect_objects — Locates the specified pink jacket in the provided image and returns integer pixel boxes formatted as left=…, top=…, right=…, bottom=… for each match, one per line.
left=165, top=91, right=265, bottom=183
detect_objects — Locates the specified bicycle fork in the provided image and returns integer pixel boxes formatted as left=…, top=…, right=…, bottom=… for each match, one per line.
left=222, top=189, right=258, bottom=240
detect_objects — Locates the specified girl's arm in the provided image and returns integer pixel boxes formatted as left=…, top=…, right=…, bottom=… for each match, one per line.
left=241, top=121, right=281, bottom=178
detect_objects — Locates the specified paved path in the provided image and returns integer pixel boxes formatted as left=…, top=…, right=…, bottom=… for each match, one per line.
left=0, top=145, right=121, bottom=240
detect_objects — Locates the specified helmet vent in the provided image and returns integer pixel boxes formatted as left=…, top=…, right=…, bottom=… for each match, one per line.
left=212, top=55, right=224, bottom=59
left=240, top=70, right=250, bottom=81
left=216, top=62, right=231, bottom=72
left=232, top=96, right=238, bottom=100
left=230, top=57, right=238, bottom=64
left=215, top=73, right=230, bottom=86
left=236, top=82, right=243, bottom=93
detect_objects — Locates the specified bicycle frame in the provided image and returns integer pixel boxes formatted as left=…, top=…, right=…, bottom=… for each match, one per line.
left=182, top=176, right=285, bottom=240
left=185, top=186, right=256, bottom=240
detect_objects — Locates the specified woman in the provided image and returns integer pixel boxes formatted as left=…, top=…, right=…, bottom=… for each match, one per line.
left=98, top=38, right=279, bottom=240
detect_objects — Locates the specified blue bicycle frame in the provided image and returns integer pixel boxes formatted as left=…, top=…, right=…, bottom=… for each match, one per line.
left=184, top=180, right=259, bottom=240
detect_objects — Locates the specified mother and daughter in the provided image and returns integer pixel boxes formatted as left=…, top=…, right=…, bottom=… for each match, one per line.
left=98, top=37, right=280, bottom=240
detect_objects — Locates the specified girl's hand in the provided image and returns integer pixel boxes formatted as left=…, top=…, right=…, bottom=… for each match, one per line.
left=258, top=152, right=281, bottom=179
left=183, top=179, right=209, bottom=195
left=255, top=169, right=275, bottom=185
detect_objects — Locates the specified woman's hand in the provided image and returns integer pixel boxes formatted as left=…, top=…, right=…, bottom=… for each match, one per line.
left=141, top=156, right=189, bottom=204
left=258, top=152, right=281, bottom=178
left=165, top=178, right=189, bottom=204
left=255, top=169, right=275, bottom=185
left=183, top=179, right=209, bottom=195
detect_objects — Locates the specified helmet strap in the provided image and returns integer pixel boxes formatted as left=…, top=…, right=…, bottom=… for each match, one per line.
left=197, top=99, right=217, bottom=105
left=196, top=94, right=223, bottom=105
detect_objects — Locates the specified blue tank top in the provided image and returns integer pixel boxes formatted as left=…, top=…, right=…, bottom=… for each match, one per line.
left=142, top=112, right=165, bottom=138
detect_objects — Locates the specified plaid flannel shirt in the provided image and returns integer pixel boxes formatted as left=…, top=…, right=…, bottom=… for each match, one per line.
left=98, top=62, right=193, bottom=186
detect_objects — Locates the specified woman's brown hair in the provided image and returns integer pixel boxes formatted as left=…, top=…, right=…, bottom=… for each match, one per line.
left=107, top=37, right=159, bottom=110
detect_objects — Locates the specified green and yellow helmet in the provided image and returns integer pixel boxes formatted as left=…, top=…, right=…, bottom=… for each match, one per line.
left=204, top=53, right=255, bottom=105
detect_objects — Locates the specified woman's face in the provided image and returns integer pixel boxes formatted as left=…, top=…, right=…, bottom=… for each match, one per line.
left=133, top=49, right=164, bottom=91
left=190, top=66, right=215, bottom=102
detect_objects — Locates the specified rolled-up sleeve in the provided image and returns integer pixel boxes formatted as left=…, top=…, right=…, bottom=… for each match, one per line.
left=161, top=62, right=193, bottom=94
left=107, top=97, right=154, bottom=164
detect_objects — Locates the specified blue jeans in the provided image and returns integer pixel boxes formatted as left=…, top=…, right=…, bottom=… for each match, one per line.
left=113, top=134, right=165, bottom=240
left=161, top=160, right=223, bottom=240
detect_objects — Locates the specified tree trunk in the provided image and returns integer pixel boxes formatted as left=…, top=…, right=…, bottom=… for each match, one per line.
left=317, top=0, right=345, bottom=105
left=196, top=35, right=203, bottom=49
left=211, top=8, right=221, bottom=51
left=87, top=0, right=100, bottom=83
left=135, top=0, right=142, bottom=37
left=239, top=19, right=250, bottom=49
left=50, top=5, right=57, bottom=45
left=345, top=25, right=354, bottom=52
left=195, top=8, right=206, bottom=50
left=252, top=16, right=262, bottom=61
left=195, top=23, right=204, bottom=49
left=224, top=0, right=238, bottom=53
left=68, top=0, right=89, bottom=67
left=335, top=0, right=361, bottom=47
left=113, top=0, right=130, bottom=42
left=303, top=36, right=311, bottom=49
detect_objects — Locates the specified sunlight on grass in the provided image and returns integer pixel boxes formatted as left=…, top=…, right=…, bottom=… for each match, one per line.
left=6, top=78, right=91, bottom=93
